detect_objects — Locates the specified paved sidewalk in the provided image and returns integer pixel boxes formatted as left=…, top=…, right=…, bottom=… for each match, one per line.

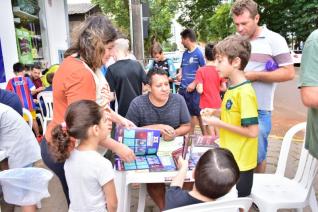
left=12, top=138, right=318, bottom=212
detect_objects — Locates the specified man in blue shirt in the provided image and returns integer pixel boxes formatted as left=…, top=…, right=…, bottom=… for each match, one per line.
left=177, top=29, right=206, bottom=134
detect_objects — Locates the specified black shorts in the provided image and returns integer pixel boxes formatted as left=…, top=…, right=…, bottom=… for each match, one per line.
left=236, top=168, right=254, bottom=197
left=178, top=88, right=201, bottom=116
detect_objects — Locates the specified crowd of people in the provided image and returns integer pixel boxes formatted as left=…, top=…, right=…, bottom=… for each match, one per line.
left=0, top=0, right=317, bottom=211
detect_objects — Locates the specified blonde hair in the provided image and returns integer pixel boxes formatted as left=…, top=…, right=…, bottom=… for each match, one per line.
left=65, top=15, right=117, bottom=70
left=114, top=38, right=129, bottom=54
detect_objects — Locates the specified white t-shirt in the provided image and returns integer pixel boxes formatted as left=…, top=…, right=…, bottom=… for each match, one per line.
left=65, top=149, right=114, bottom=212
left=245, top=25, right=293, bottom=111
left=0, top=103, right=41, bottom=168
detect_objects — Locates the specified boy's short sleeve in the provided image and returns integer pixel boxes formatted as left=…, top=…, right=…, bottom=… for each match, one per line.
left=26, top=77, right=35, bottom=91
left=167, top=58, right=176, bottom=78
left=240, top=86, right=258, bottom=126
left=165, top=186, right=186, bottom=210
left=195, top=68, right=203, bottom=84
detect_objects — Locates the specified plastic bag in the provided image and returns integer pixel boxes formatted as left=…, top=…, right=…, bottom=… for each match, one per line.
left=0, top=167, right=53, bottom=206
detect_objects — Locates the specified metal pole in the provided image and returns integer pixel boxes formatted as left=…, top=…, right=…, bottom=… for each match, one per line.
left=130, top=0, right=144, bottom=63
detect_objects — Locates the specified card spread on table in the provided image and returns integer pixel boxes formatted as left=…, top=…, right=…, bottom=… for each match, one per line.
left=114, top=127, right=164, bottom=171
left=115, top=127, right=216, bottom=172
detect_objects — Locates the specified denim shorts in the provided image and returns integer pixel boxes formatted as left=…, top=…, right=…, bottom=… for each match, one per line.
left=178, top=88, right=201, bottom=116
left=257, top=110, right=272, bottom=163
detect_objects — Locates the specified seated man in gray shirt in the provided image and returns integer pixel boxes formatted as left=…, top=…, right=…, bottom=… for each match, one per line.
left=126, top=68, right=191, bottom=210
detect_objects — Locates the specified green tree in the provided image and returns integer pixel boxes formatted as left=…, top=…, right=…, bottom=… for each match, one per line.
left=208, top=3, right=235, bottom=41
left=258, top=0, right=318, bottom=45
left=178, top=0, right=318, bottom=45
left=178, top=0, right=220, bottom=41
left=92, top=0, right=178, bottom=55
left=91, top=0, right=130, bottom=35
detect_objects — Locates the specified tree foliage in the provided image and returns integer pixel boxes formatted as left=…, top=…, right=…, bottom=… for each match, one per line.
left=257, top=0, right=318, bottom=45
left=208, top=3, right=235, bottom=41
left=178, top=0, right=318, bottom=44
left=92, top=0, right=130, bottom=35
left=178, top=0, right=220, bottom=41
left=92, top=0, right=178, bottom=55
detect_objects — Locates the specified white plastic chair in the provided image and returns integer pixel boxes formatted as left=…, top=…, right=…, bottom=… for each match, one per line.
left=163, top=197, right=253, bottom=212
left=251, top=122, right=318, bottom=212
left=37, top=91, right=53, bottom=134
left=22, top=108, right=33, bottom=128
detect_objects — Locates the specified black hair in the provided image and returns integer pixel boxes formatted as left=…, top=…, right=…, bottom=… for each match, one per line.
left=50, top=100, right=104, bottom=162
left=13, top=62, right=25, bottom=73
left=205, top=43, right=216, bottom=61
left=46, top=73, right=55, bottom=85
left=32, top=64, right=42, bottom=70
left=146, top=67, right=169, bottom=85
left=180, top=29, right=196, bottom=42
left=194, top=148, right=240, bottom=200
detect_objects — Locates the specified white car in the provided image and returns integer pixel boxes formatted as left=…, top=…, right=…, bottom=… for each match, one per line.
left=164, top=51, right=182, bottom=69
left=290, top=49, right=302, bottom=66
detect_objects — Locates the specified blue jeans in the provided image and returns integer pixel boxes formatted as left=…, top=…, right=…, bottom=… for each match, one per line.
left=257, top=110, right=272, bottom=163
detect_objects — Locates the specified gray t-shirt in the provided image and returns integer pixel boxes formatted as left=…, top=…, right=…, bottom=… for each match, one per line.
left=126, top=93, right=191, bottom=128
left=0, top=103, right=41, bottom=168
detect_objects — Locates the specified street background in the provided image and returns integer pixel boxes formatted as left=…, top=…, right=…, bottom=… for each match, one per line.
left=13, top=68, right=318, bottom=212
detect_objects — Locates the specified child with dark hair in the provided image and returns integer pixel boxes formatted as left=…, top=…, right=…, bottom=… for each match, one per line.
left=50, top=100, right=117, bottom=212
left=165, top=148, right=240, bottom=210
left=6, top=62, right=42, bottom=141
left=146, top=43, right=176, bottom=90
left=201, top=35, right=259, bottom=197
left=43, top=73, right=54, bottom=92
left=195, top=43, right=227, bottom=136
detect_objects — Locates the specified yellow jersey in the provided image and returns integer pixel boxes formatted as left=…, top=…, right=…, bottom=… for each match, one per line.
left=220, top=81, right=258, bottom=171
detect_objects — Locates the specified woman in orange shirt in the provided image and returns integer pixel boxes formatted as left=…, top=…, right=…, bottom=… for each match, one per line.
left=40, top=15, right=136, bottom=205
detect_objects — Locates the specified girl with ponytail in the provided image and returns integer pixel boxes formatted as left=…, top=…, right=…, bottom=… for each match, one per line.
left=50, top=100, right=117, bottom=212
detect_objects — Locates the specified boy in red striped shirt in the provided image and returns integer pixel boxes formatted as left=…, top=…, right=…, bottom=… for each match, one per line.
left=6, top=62, right=42, bottom=141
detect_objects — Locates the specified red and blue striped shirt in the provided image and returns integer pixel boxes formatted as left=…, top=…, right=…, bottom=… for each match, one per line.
left=6, top=76, right=35, bottom=111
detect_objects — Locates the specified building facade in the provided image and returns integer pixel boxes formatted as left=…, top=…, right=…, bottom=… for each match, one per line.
left=0, top=0, right=69, bottom=88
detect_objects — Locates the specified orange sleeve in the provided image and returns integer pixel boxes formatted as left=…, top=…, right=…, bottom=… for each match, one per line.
left=64, top=67, right=96, bottom=105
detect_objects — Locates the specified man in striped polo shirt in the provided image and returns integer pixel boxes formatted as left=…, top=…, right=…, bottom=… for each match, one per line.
left=231, top=0, right=295, bottom=173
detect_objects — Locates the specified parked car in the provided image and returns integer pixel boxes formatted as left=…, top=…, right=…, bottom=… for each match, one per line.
left=290, top=49, right=302, bottom=66
left=164, top=51, right=182, bottom=70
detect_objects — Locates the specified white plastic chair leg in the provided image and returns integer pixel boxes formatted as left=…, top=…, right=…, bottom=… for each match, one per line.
left=137, top=184, right=146, bottom=212
left=257, top=204, right=278, bottom=212
left=309, top=188, right=318, bottom=212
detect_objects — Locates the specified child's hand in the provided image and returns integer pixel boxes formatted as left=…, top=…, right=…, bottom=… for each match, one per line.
left=200, top=108, right=216, bottom=116
left=202, top=115, right=222, bottom=127
left=116, top=143, right=136, bottom=162
left=176, top=156, right=188, bottom=170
